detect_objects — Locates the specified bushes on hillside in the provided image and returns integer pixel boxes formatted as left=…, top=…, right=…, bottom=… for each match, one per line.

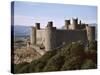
left=13, top=41, right=97, bottom=73
left=61, top=56, right=83, bottom=70
left=39, top=50, right=57, bottom=63
left=85, top=40, right=97, bottom=64
left=81, top=59, right=97, bottom=69
left=43, top=54, right=65, bottom=71
left=14, top=62, right=29, bottom=73
left=61, top=42, right=85, bottom=70
left=16, top=64, right=30, bottom=73
left=88, top=40, right=97, bottom=50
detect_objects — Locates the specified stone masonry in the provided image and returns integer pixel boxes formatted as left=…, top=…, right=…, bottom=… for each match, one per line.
left=29, top=18, right=95, bottom=53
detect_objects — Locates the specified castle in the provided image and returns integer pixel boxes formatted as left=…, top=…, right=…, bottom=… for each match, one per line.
left=28, top=18, right=95, bottom=54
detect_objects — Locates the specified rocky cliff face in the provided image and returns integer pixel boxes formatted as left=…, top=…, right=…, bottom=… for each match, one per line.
left=14, top=46, right=41, bottom=64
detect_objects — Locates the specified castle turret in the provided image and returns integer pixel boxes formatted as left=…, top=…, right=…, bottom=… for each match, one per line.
left=86, top=25, right=95, bottom=41
left=79, top=20, right=81, bottom=25
left=47, top=21, right=53, bottom=27
left=30, top=26, right=36, bottom=45
left=35, top=23, right=40, bottom=29
left=45, top=21, right=56, bottom=51
left=65, top=20, right=70, bottom=30
left=71, top=18, right=78, bottom=30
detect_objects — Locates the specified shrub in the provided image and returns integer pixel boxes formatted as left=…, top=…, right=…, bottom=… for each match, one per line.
left=61, top=42, right=85, bottom=70
left=70, top=42, right=85, bottom=56
left=14, top=62, right=29, bottom=73
left=29, top=60, right=46, bottom=72
left=17, top=64, right=30, bottom=73
left=61, top=56, right=83, bottom=70
left=28, top=60, right=41, bottom=72
left=81, top=59, right=97, bottom=69
left=88, top=40, right=97, bottom=50
left=58, top=43, right=72, bottom=56
left=39, top=50, right=57, bottom=63
left=43, top=54, right=65, bottom=72
left=85, top=40, right=97, bottom=63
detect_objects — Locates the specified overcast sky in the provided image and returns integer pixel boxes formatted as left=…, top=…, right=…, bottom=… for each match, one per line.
left=12, top=1, right=97, bottom=28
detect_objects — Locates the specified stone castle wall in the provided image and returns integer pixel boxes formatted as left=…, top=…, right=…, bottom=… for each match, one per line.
left=36, top=29, right=45, bottom=45
left=32, top=29, right=88, bottom=51
left=86, top=25, right=95, bottom=41
left=30, top=18, right=96, bottom=51
left=30, top=27, right=36, bottom=45
left=55, top=29, right=88, bottom=47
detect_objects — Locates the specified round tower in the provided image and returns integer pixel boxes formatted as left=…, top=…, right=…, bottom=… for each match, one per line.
left=86, top=25, right=95, bottom=41
left=45, top=21, right=57, bottom=51
left=71, top=18, right=78, bottom=30
left=30, top=26, right=36, bottom=45
left=47, top=21, right=53, bottom=27
left=65, top=20, right=70, bottom=30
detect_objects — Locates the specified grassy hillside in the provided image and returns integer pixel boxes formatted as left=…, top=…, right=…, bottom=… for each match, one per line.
left=13, top=40, right=97, bottom=74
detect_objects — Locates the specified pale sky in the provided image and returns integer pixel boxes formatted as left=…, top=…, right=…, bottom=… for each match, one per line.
left=12, top=1, right=97, bottom=28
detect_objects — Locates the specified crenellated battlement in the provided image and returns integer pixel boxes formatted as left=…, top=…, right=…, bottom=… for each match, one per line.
left=29, top=18, right=96, bottom=52
left=35, top=23, right=40, bottom=29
